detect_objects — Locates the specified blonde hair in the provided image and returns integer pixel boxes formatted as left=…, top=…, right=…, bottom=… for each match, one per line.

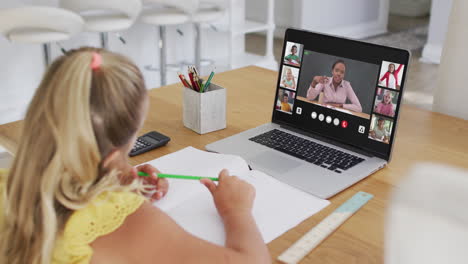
left=384, top=90, right=394, bottom=98
left=0, top=47, right=148, bottom=264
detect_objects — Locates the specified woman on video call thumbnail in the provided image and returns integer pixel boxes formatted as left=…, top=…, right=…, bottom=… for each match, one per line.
left=379, top=63, right=403, bottom=90
left=306, top=60, right=363, bottom=112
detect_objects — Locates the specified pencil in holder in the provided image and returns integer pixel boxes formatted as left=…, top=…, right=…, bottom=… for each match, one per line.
left=183, top=82, right=226, bottom=134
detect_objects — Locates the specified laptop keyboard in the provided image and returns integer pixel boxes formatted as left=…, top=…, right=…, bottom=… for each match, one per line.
left=249, top=129, right=365, bottom=173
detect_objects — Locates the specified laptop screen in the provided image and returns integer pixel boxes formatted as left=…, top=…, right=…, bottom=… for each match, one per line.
left=272, top=28, right=410, bottom=160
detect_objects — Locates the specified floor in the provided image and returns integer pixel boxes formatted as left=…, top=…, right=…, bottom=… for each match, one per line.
left=245, top=15, right=439, bottom=111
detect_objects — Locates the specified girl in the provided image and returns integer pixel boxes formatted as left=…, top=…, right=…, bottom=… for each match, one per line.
left=281, top=67, right=296, bottom=90
left=374, top=90, right=395, bottom=117
left=0, top=48, right=270, bottom=264
left=379, top=63, right=403, bottom=90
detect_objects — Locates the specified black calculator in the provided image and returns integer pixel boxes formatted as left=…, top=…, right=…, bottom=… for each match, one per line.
left=129, top=131, right=170, bottom=157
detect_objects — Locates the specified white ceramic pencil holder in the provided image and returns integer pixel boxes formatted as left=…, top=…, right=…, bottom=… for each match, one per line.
left=183, top=83, right=226, bottom=134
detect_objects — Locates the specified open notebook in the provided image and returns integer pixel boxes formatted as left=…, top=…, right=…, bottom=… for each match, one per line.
left=145, top=147, right=330, bottom=245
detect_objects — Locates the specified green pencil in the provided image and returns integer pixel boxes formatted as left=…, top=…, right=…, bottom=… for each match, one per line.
left=137, top=171, right=219, bottom=181
left=202, top=71, right=215, bottom=93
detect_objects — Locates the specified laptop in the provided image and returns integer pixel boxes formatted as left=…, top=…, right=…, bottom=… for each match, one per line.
left=206, top=28, right=410, bottom=199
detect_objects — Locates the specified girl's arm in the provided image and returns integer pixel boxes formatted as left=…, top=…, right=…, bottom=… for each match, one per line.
left=90, top=172, right=271, bottom=264
left=379, top=72, right=389, bottom=82
left=395, top=64, right=403, bottom=74
left=292, top=77, right=296, bottom=90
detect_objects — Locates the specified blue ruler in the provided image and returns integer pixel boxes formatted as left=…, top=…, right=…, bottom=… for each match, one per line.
left=278, top=191, right=374, bottom=264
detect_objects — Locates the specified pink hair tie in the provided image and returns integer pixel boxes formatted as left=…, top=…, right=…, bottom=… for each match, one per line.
left=91, top=52, right=102, bottom=70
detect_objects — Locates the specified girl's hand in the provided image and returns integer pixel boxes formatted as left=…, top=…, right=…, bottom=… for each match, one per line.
left=132, top=164, right=169, bottom=202
left=200, top=169, right=255, bottom=219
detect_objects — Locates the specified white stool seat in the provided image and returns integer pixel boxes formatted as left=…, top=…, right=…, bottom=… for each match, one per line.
left=140, top=7, right=190, bottom=25
left=84, top=13, right=134, bottom=32
left=192, top=8, right=223, bottom=23
left=60, top=0, right=142, bottom=33
left=0, top=6, right=84, bottom=44
left=8, top=29, right=70, bottom=44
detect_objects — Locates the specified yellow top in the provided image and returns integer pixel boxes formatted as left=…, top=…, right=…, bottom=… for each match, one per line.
left=0, top=169, right=145, bottom=264
left=281, top=102, right=291, bottom=112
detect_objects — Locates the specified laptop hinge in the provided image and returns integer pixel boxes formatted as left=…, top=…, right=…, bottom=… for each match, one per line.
left=279, top=124, right=374, bottom=157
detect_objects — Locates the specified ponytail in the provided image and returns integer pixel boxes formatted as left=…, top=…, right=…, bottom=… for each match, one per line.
left=1, top=47, right=147, bottom=264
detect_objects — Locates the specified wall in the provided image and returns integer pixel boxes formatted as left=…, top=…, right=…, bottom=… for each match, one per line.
left=299, top=0, right=388, bottom=39
left=421, top=0, right=453, bottom=64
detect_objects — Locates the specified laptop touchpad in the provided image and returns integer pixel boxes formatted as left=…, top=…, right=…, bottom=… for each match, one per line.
left=249, top=151, right=301, bottom=173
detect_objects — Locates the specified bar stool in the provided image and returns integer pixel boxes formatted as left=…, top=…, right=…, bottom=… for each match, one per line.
left=191, top=0, right=227, bottom=70
left=0, top=6, right=84, bottom=67
left=60, top=0, right=142, bottom=49
left=139, top=0, right=193, bottom=86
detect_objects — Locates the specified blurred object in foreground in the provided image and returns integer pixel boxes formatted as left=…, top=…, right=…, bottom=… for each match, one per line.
left=386, top=163, right=468, bottom=264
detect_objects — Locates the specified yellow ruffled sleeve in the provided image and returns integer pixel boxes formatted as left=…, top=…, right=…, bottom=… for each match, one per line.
left=53, top=191, right=145, bottom=264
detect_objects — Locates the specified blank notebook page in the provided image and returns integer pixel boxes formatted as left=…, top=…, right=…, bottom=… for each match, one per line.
left=144, top=147, right=330, bottom=245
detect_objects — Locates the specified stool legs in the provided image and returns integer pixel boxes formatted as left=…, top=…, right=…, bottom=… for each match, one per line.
left=194, top=23, right=201, bottom=71
left=43, top=43, right=51, bottom=67
left=159, top=25, right=168, bottom=86
left=100, top=32, right=109, bottom=49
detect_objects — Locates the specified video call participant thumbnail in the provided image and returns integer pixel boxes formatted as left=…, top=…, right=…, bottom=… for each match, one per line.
left=306, top=60, right=362, bottom=113
left=283, top=42, right=303, bottom=67
left=374, top=88, right=398, bottom=117
left=276, top=89, right=295, bottom=114
left=280, top=66, right=298, bottom=90
left=369, top=115, right=393, bottom=144
left=379, top=61, right=404, bottom=90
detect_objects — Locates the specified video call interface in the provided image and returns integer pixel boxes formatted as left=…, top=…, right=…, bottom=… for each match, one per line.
left=274, top=37, right=408, bottom=159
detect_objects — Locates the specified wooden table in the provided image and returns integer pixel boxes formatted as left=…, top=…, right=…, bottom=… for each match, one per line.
left=1, top=66, right=468, bottom=263
left=296, top=96, right=371, bottom=119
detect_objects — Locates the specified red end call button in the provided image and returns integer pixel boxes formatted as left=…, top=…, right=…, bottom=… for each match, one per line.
left=341, top=120, right=348, bottom=128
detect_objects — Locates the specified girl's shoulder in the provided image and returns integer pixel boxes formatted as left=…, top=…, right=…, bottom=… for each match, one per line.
left=54, top=191, right=145, bottom=263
